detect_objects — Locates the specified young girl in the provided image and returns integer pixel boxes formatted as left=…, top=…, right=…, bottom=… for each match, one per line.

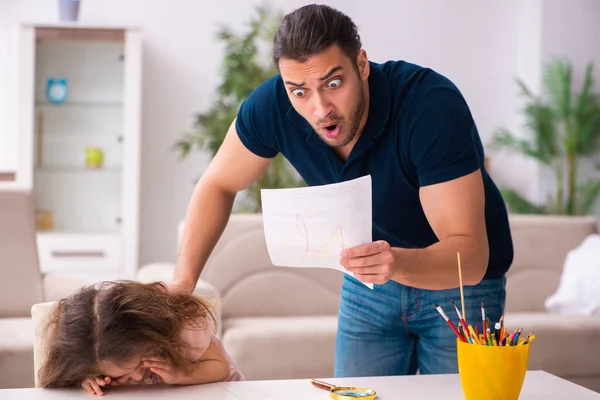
left=38, top=280, right=244, bottom=395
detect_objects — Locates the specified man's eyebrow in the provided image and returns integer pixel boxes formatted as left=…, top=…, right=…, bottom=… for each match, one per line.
left=283, top=65, right=344, bottom=87
left=284, top=79, right=304, bottom=87
left=319, top=65, right=343, bottom=81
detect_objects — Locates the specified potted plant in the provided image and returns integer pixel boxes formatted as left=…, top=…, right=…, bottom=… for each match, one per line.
left=173, top=4, right=304, bottom=213
left=489, top=57, right=600, bottom=216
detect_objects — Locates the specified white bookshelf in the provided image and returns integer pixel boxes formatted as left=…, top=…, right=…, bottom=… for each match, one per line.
left=14, top=23, right=142, bottom=280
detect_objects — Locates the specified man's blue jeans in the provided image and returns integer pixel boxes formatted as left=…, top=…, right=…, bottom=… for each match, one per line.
left=334, top=274, right=506, bottom=377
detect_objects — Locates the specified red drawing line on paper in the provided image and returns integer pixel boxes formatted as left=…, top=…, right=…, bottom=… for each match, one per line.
left=294, top=214, right=345, bottom=259
left=296, top=214, right=310, bottom=257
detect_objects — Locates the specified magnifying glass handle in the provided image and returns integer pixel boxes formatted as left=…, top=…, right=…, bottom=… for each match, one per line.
left=310, top=379, right=336, bottom=391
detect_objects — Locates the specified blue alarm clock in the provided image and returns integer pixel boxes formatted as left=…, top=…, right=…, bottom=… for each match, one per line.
left=46, top=78, right=68, bottom=104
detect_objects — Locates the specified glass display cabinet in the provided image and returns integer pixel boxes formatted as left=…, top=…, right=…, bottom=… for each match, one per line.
left=14, top=23, right=142, bottom=280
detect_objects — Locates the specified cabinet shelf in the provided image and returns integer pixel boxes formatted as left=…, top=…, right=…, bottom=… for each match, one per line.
left=35, top=101, right=123, bottom=109
left=38, top=133, right=123, bottom=140
left=37, top=228, right=121, bottom=235
left=34, top=166, right=122, bottom=174
left=16, top=23, right=142, bottom=279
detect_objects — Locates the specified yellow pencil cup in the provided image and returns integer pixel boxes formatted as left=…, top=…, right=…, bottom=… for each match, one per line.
left=457, top=338, right=530, bottom=400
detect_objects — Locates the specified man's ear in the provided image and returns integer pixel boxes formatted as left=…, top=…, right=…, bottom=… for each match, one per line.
left=356, top=49, right=370, bottom=80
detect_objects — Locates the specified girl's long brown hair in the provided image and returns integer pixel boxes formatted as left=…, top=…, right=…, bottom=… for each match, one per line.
left=38, top=280, right=217, bottom=388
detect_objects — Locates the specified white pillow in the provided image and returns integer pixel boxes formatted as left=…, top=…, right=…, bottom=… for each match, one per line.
left=545, top=234, right=600, bottom=316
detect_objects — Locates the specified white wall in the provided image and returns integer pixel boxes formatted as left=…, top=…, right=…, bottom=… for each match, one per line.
left=0, top=0, right=599, bottom=266
left=0, top=0, right=12, bottom=172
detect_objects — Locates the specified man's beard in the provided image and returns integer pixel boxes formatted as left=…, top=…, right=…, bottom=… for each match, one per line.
left=314, top=85, right=366, bottom=148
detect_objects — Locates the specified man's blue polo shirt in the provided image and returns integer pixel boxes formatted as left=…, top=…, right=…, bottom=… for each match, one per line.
left=235, top=60, right=513, bottom=280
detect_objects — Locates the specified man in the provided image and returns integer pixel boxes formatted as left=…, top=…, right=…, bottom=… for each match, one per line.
left=171, top=4, right=513, bottom=377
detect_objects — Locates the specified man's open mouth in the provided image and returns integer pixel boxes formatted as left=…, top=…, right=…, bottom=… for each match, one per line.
left=321, top=123, right=341, bottom=138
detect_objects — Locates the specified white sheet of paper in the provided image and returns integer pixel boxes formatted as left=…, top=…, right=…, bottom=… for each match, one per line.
left=260, top=175, right=373, bottom=289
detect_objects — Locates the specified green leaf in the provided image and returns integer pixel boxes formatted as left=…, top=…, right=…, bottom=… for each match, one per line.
left=499, top=187, right=546, bottom=214
left=489, top=128, right=553, bottom=165
left=489, top=57, right=600, bottom=216
left=575, top=179, right=600, bottom=215
left=544, top=57, right=572, bottom=125
left=490, top=75, right=561, bottom=166
left=524, top=103, right=560, bottom=161
left=173, top=2, right=302, bottom=213
left=573, top=63, right=600, bottom=155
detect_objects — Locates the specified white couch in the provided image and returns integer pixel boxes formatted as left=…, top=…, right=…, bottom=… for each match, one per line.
left=27, top=213, right=600, bottom=393
left=146, top=213, right=600, bottom=392
left=502, top=215, right=600, bottom=392
left=0, top=188, right=220, bottom=389
left=0, top=189, right=109, bottom=389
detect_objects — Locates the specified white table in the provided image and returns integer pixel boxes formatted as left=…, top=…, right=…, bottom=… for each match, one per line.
left=0, top=371, right=598, bottom=399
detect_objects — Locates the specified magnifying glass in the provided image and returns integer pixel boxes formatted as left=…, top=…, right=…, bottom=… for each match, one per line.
left=310, top=379, right=377, bottom=399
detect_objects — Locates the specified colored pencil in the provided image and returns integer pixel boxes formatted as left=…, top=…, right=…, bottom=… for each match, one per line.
left=522, top=333, right=535, bottom=345
left=512, top=327, right=523, bottom=346
left=468, top=325, right=481, bottom=345
left=459, top=323, right=472, bottom=344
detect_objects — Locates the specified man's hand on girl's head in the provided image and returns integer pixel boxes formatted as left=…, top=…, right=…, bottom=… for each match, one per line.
left=167, top=278, right=195, bottom=294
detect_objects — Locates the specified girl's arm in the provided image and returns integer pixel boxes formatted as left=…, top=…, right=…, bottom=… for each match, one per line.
left=175, top=338, right=231, bottom=385
left=143, top=336, right=231, bottom=385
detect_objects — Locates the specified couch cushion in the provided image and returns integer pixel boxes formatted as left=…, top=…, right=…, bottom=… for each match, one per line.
left=202, top=214, right=343, bottom=318
left=504, top=312, right=600, bottom=377
left=222, top=316, right=337, bottom=380
left=0, top=318, right=35, bottom=388
left=544, top=234, right=600, bottom=316
left=0, top=190, right=44, bottom=317
left=506, top=215, right=596, bottom=312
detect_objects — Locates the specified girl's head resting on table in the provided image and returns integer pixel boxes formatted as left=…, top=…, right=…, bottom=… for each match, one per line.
left=38, top=280, right=217, bottom=387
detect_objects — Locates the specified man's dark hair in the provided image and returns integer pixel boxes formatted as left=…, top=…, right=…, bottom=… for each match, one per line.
left=273, top=4, right=362, bottom=70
